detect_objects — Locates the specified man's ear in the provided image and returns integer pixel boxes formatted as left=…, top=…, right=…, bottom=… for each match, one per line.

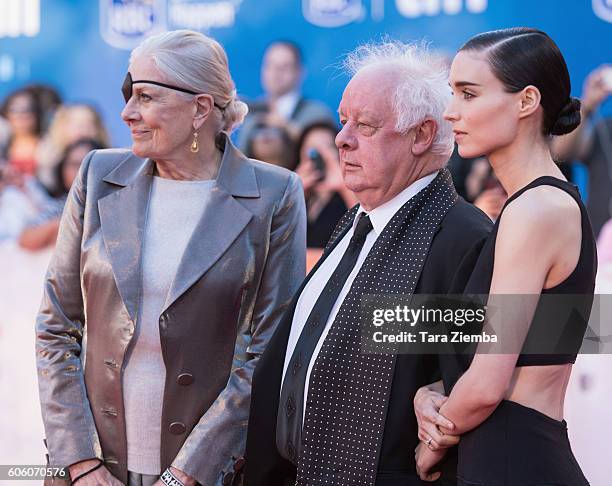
left=517, top=85, right=541, bottom=120
left=411, top=119, right=437, bottom=156
left=193, top=94, right=214, bottom=130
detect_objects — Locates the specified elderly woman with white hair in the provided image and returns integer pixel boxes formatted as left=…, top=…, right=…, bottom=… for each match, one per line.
left=36, top=30, right=306, bottom=486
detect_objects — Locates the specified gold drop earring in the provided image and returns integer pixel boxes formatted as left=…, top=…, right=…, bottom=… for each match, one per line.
left=190, top=130, right=199, bottom=153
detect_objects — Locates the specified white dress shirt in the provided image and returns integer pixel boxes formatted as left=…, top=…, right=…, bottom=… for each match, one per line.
left=281, top=171, right=439, bottom=422
left=274, top=90, right=301, bottom=120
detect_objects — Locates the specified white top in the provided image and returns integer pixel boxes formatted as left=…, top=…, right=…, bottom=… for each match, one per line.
left=281, top=171, right=439, bottom=423
left=123, top=175, right=215, bottom=474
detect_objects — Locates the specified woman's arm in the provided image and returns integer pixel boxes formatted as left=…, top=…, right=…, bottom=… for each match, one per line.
left=438, top=188, right=580, bottom=435
left=171, top=173, right=307, bottom=485
left=18, top=218, right=60, bottom=250
left=35, top=151, right=106, bottom=469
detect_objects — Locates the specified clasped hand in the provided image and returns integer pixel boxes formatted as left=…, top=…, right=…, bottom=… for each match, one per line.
left=413, top=385, right=460, bottom=481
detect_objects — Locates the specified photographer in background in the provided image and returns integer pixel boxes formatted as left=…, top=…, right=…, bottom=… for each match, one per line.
left=552, top=64, right=612, bottom=237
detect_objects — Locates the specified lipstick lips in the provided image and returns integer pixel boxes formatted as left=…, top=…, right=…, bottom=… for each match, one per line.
left=453, top=130, right=467, bottom=140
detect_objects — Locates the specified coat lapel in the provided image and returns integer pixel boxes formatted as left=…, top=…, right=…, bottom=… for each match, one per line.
left=162, top=134, right=258, bottom=312
left=99, top=153, right=153, bottom=322
left=162, top=186, right=252, bottom=311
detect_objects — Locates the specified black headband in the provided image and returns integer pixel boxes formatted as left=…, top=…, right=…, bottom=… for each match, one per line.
left=121, top=72, right=227, bottom=110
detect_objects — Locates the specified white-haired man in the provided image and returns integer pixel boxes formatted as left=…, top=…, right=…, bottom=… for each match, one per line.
left=244, top=43, right=492, bottom=486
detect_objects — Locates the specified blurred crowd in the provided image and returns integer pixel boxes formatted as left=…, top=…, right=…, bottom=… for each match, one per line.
left=0, top=84, right=109, bottom=250
left=0, top=41, right=611, bottom=271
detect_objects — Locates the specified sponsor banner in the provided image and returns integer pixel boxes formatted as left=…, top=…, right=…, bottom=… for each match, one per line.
left=302, top=0, right=365, bottom=28
left=168, top=0, right=242, bottom=32
left=99, top=0, right=167, bottom=49
left=593, top=0, right=612, bottom=23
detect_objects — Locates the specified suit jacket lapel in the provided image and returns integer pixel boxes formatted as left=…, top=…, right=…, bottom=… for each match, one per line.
left=267, top=204, right=359, bottom=377
left=99, top=153, right=153, bottom=322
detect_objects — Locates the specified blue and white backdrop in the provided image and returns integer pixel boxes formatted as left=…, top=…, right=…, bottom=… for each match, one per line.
left=0, top=0, right=611, bottom=146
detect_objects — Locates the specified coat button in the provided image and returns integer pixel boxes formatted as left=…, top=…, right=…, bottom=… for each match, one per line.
left=286, top=440, right=296, bottom=461
left=177, top=373, right=194, bottom=386
left=233, top=457, right=245, bottom=472
left=286, top=395, right=295, bottom=418
left=169, top=422, right=186, bottom=435
left=222, top=471, right=234, bottom=485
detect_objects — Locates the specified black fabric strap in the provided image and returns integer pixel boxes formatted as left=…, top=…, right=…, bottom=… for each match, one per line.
left=71, top=461, right=103, bottom=484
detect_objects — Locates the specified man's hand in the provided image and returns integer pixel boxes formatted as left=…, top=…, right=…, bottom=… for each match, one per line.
left=582, top=64, right=612, bottom=115
left=295, top=158, right=322, bottom=193
left=414, top=386, right=459, bottom=451
left=68, top=459, right=123, bottom=486
left=415, top=442, right=446, bottom=482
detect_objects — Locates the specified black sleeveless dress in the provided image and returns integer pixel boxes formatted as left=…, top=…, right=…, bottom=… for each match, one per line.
left=450, top=177, right=597, bottom=486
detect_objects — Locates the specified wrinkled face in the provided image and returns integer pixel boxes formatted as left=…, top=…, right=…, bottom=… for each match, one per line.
left=444, top=50, right=520, bottom=158
left=121, top=56, right=195, bottom=161
left=261, top=44, right=301, bottom=98
left=336, top=67, right=417, bottom=207
left=6, top=93, right=37, bottom=135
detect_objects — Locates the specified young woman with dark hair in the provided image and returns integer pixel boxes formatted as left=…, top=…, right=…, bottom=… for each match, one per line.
left=0, top=88, right=44, bottom=176
left=414, top=28, right=595, bottom=485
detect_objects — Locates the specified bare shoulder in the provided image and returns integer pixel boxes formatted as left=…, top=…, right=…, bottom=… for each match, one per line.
left=498, top=183, right=581, bottom=250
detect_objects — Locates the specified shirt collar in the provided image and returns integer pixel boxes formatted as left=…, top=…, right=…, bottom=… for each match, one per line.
left=354, top=171, right=439, bottom=236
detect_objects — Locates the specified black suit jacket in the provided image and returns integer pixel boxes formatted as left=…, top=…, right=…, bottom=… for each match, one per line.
left=244, top=198, right=492, bottom=486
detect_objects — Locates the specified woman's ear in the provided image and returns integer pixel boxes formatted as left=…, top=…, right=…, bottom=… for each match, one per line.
left=193, top=94, right=214, bottom=130
left=517, top=85, right=541, bottom=120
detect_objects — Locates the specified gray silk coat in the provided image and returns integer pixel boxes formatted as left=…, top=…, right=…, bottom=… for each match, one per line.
left=35, top=134, right=306, bottom=485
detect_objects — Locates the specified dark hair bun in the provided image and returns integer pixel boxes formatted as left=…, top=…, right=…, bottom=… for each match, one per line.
left=550, top=96, right=581, bottom=136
